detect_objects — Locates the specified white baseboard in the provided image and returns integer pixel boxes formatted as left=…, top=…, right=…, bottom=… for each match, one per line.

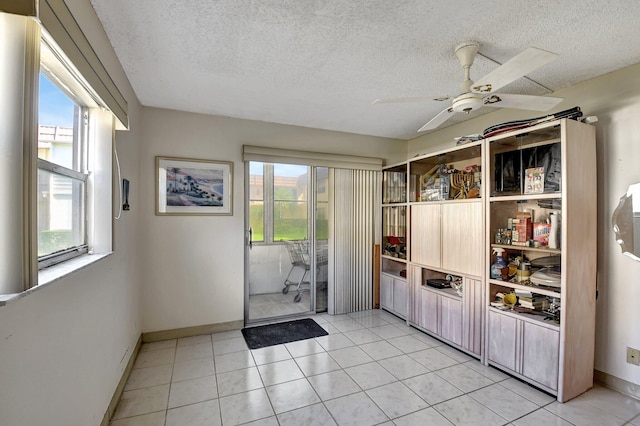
left=101, top=334, right=143, bottom=426
left=142, top=320, right=244, bottom=343
left=594, top=369, right=640, bottom=400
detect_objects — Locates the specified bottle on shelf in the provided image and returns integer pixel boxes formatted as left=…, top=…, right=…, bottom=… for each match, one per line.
left=549, top=212, right=560, bottom=249
left=490, top=248, right=507, bottom=280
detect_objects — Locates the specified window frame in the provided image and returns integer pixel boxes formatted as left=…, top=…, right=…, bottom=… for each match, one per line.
left=37, top=44, right=94, bottom=269
left=36, top=157, right=90, bottom=269
left=249, top=162, right=311, bottom=245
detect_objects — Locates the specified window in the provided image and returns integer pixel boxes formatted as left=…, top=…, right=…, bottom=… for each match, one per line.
left=249, top=162, right=309, bottom=244
left=249, top=162, right=265, bottom=242
left=34, top=33, right=114, bottom=273
left=37, top=72, right=89, bottom=267
left=0, top=9, right=121, bottom=297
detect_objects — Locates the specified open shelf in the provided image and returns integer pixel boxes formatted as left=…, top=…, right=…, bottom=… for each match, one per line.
left=488, top=278, right=561, bottom=298
left=410, top=142, right=482, bottom=202
left=490, top=244, right=562, bottom=255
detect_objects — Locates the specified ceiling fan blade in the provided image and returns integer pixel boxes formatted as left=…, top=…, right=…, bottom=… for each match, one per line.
left=373, top=96, right=450, bottom=104
left=418, top=107, right=455, bottom=132
left=472, top=47, right=558, bottom=94
left=483, top=94, right=563, bottom=111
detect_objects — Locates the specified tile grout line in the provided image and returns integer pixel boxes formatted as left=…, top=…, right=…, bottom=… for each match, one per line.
left=113, top=310, right=635, bottom=425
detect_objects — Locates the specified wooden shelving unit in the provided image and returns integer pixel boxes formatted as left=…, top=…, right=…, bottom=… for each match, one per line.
left=405, top=141, right=485, bottom=358
left=381, top=162, right=409, bottom=319
left=379, top=118, right=596, bottom=402
left=483, top=118, right=597, bottom=402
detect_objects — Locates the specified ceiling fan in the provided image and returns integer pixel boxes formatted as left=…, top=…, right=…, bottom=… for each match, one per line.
left=374, top=41, right=563, bottom=132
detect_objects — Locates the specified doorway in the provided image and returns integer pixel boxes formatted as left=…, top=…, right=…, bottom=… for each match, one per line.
left=244, top=162, right=328, bottom=323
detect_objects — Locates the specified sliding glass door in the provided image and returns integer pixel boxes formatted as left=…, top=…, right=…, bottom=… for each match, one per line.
left=245, top=162, right=327, bottom=323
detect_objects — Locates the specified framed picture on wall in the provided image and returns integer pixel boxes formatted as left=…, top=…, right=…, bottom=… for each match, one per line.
left=156, top=156, right=233, bottom=215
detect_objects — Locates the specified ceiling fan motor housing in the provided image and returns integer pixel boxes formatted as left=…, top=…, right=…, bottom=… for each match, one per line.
left=452, top=92, right=483, bottom=113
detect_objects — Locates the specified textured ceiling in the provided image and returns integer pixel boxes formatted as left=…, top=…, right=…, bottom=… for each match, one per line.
left=89, top=0, right=640, bottom=140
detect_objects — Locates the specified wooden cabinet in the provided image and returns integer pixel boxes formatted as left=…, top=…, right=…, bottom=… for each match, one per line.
left=408, top=265, right=422, bottom=325
left=380, top=273, right=393, bottom=311
left=408, top=140, right=483, bottom=278
left=521, top=320, right=559, bottom=390
left=417, top=276, right=483, bottom=355
left=411, top=202, right=482, bottom=277
left=441, top=202, right=483, bottom=276
left=420, top=287, right=439, bottom=334
left=381, top=272, right=407, bottom=319
left=392, top=278, right=408, bottom=317
left=484, top=118, right=596, bottom=402
left=383, top=117, right=594, bottom=402
left=381, top=163, right=409, bottom=320
left=487, top=309, right=518, bottom=371
left=463, top=277, right=483, bottom=355
left=488, top=310, right=559, bottom=391
left=402, top=140, right=484, bottom=359
left=439, top=294, right=463, bottom=346
left=410, top=204, right=441, bottom=268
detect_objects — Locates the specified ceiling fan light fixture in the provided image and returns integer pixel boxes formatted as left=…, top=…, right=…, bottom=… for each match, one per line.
left=452, top=92, right=483, bottom=113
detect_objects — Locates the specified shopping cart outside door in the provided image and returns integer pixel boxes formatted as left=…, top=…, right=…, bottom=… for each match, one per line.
left=282, top=240, right=310, bottom=303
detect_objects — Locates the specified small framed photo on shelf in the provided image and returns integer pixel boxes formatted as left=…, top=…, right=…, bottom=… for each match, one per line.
left=156, top=156, right=233, bottom=215
left=524, top=167, right=545, bottom=194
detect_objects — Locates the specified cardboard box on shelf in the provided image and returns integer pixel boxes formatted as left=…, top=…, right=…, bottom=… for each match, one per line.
left=512, top=212, right=532, bottom=246
left=533, top=222, right=551, bottom=246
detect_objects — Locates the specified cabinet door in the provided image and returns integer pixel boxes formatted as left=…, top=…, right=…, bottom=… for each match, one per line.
left=408, top=265, right=422, bottom=324
left=420, top=287, right=439, bottom=334
left=463, top=278, right=483, bottom=355
left=393, top=278, right=408, bottom=318
left=440, top=295, right=463, bottom=346
left=441, top=202, right=483, bottom=276
left=522, top=322, right=559, bottom=391
left=411, top=204, right=441, bottom=267
left=488, top=310, right=519, bottom=372
left=380, top=274, right=393, bottom=311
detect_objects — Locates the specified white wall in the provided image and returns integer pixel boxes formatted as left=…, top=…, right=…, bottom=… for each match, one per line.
left=408, top=63, right=640, bottom=387
left=0, top=1, right=142, bottom=425
left=139, top=107, right=405, bottom=332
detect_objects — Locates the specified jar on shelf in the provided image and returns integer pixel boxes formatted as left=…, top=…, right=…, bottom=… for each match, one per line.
left=503, top=229, right=512, bottom=245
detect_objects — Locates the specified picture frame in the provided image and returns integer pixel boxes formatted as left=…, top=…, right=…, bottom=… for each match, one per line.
left=524, top=167, right=545, bottom=194
left=156, top=156, right=233, bottom=215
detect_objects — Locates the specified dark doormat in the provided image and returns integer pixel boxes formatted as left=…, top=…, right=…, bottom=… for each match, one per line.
left=241, top=318, right=328, bottom=350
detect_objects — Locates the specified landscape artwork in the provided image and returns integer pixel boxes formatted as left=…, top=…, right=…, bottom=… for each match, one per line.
left=156, top=157, right=233, bottom=215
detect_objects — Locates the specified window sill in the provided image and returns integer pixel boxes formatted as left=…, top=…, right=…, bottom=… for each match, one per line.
left=0, top=252, right=112, bottom=306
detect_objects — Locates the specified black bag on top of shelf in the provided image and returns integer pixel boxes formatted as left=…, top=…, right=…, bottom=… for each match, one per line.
left=482, top=107, right=583, bottom=139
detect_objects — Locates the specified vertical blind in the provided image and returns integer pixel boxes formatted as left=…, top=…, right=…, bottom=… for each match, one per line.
left=331, top=168, right=381, bottom=314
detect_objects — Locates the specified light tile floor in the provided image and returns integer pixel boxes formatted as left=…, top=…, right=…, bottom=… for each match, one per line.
left=249, top=292, right=312, bottom=321
left=110, top=309, right=640, bottom=426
